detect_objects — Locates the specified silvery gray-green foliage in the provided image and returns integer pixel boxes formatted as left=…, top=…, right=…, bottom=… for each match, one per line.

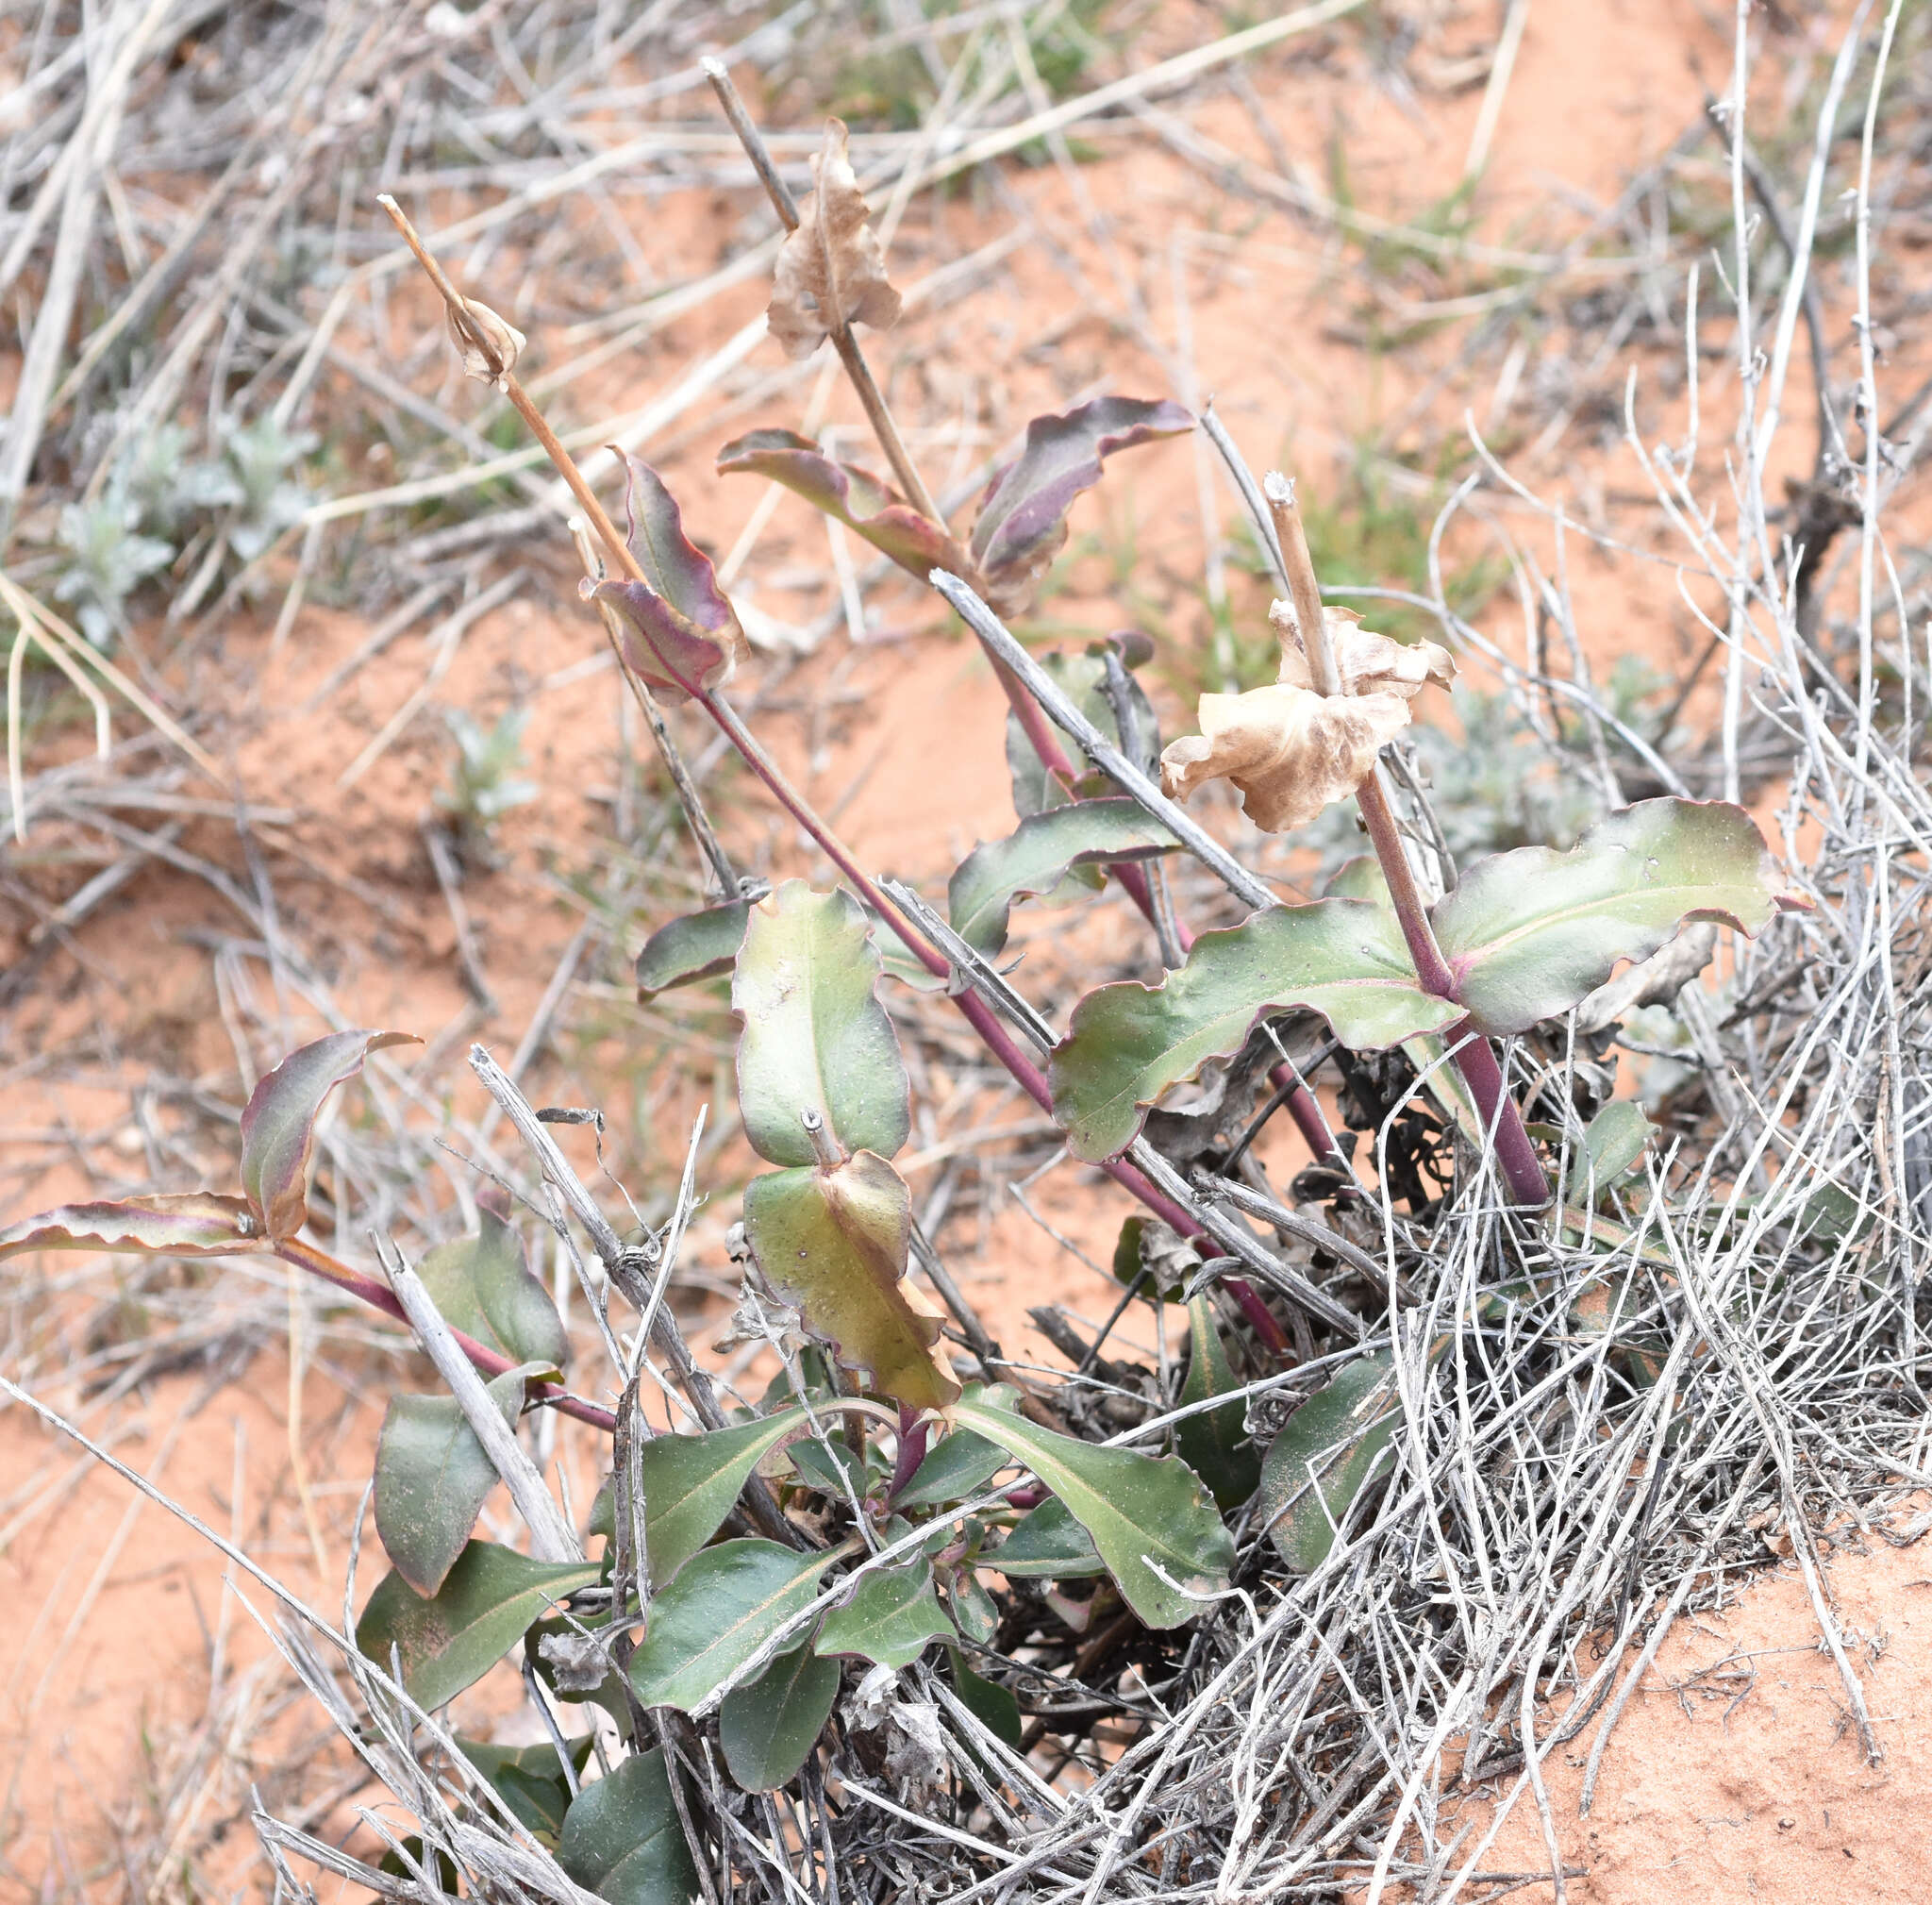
left=439, top=707, right=539, bottom=837
left=53, top=496, right=174, bottom=646
left=221, top=414, right=317, bottom=561
left=122, top=422, right=243, bottom=536
left=48, top=414, right=317, bottom=645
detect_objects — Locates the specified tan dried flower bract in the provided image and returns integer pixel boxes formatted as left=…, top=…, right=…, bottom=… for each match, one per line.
left=1271, top=601, right=1454, bottom=699
left=447, top=296, right=525, bottom=392
left=1161, top=685, right=1414, bottom=833
left=768, top=118, right=902, bottom=360
left=1159, top=606, right=1455, bottom=833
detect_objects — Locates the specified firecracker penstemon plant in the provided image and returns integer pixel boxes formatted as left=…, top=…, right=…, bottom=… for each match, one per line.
left=0, top=72, right=1808, bottom=1882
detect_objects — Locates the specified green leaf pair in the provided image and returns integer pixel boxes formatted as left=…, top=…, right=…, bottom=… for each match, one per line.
left=732, top=881, right=958, bottom=1410
left=1051, top=799, right=1801, bottom=1161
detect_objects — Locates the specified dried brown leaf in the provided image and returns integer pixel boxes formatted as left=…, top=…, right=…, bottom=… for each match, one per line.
left=1271, top=602, right=1455, bottom=699
left=767, top=119, right=901, bottom=360
left=1160, top=683, right=1413, bottom=833
left=447, top=297, right=525, bottom=391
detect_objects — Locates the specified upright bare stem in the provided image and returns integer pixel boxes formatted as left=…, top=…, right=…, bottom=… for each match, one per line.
left=1266, top=473, right=1549, bottom=1208
left=701, top=59, right=942, bottom=526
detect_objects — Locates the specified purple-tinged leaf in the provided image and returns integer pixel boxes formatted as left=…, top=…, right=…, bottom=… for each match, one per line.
left=0, top=1192, right=261, bottom=1262
left=636, top=896, right=752, bottom=1001
left=1432, top=798, right=1809, bottom=1037
left=968, top=397, right=1193, bottom=614
left=948, top=796, right=1176, bottom=956
left=239, top=1030, right=419, bottom=1242
left=1048, top=903, right=1458, bottom=1164
left=717, top=429, right=965, bottom=580
left=584, top=454, right=747, bottom=702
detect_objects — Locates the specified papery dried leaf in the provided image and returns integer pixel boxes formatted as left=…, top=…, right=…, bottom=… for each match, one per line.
left=768, top=119, right=901, bottom=360
left=585, top=454, right=747, bottom=701
left=1160, top=683, right=1412, bottom=834
left=1271, top=603, right=1455, bottom=700
left=447, top=297, right=525, bottom=392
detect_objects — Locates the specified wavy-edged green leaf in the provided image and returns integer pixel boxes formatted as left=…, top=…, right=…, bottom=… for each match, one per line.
left=0, top=1192, right=260, bottom=1262
left=1257, top=1354, right=1400, bottom=1573
left=357, top=1542, right=600, bottom=1713
left=636, top=897, right=751, bottom=1000
left=734, top=880, right=909, bottom=1167
left=627, top=1408, right=809, bottom=1585
left=1433, top=798, right=1801, bottom=1036
left=969, top=396, right=1193, bottom=614
left=813, top=1558, right=950, bottom=1669
left=948, top=798, right=1176, bottom=956
left=894, top=1427, right=1010, bottom=1511
left=743, top=1155, right=959, bottom=1410
left=415, top=1202, right=568, bottom=1371
left=458, top=1734, right=593, bottom=1844
left=625, top=1539, right=834, bottom=1714
left=1563, top=1100, right=1655, bottom=1202
left=719, top=1644, right=841, bottom=1792
left=240, top=1029, right=419, bottom=1240
left=949, top=1387, right=1231, bottom=1628
left=584, top=454, right=747, bottom=702
left=558, top=1748, right=698, bottom=1905
left=717, top=429, right=964, bottom=579
left=375, top=1368, right=527, bottom=1596
left=1049, top=903, right=1458, bottom=1162
left=1174, top=1296, right=1261, bottom=1512
left=989, top=1495, right=1105, bottom=1578
left=1006, top=640, right=1160, bottom=820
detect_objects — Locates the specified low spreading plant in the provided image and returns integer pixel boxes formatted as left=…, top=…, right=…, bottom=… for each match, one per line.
left=2, top=73, right=1808, bottom=1897
left=438, top=704, right=539, bottom=855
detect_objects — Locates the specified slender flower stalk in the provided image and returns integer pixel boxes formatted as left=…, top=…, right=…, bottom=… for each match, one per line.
left=1266, top=474, right=1551, bottom=1208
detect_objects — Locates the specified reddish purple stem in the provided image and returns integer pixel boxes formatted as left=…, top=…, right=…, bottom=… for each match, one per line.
left=1355, top=774, right=1550, bottom=1208
left=277, top=1236, right=619, bottom=1430
left=886, top=1407, right=930, bottom=1502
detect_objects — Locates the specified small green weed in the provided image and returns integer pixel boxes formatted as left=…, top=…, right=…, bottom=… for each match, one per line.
left=438, top=706, right=539, bottom=852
